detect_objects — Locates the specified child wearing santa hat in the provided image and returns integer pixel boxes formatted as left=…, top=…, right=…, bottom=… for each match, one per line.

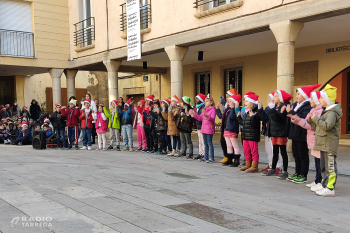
left=260, top=90, right=292, bottom=178
left=79, top=99, right=94, bottom=150
left=93, top=103, right=108, bottom=151
left=141, top=95, right=155, bottom=152
left=237, top=93, right=262, bottom=172
left=0, top=105, right=9, bottom=119
left=221, top=94, right=241, bottom=166
left=118, top=98, right=134, bottom=151
left=149, top=99, right=165, bottom=154
left=103, top=100, right=121, bottom=151
left=282, top=84, right=320, bottom=184
left=61, top=99, right=80, bottom=150
left=216, top=89, right=239, bottom=164
left=193, top=93, right=206, bottom=159
left=289, top=91, right=323, bottom=188
left=13, top=122, right=32, bottom=145
left=133, top=100, right=147, bottom=151
left=166, top=95, right=182, bottom=156
left=258, top=92, right=283, bottom=174
left=307, top=84, right=342, bottom=197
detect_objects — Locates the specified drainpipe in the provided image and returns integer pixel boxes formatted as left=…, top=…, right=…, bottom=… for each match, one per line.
left=106, top=0, right=109, bottom=51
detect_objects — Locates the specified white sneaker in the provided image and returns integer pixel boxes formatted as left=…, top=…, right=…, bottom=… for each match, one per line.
left=167, top=150, right=175, bottom=156
left=174, top=149, right=180, bottom=156
left=316, top=188, right=335, bottom=197
left=88, top=146, right=92, bottom=150
left=306, top=182, right=317, bottom=188
left=311, top=183, right=324, bottom=192
left=5, top=139, right=10, bottom=144
left=80, top=146, right=87, bottom=150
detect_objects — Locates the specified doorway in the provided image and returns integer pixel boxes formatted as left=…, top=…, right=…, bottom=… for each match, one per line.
left=127, top=94, right=144, bottom=123
left=0, top=76, right=15, bottom=106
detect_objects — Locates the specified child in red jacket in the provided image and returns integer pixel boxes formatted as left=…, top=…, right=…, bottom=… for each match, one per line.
left=61, top=99, right=80, bottom=150
left=79, top=99, right=94, bottom=150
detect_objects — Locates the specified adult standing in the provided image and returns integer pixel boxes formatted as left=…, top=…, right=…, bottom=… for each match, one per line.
left=12, top=100, right=21, bottom=117
left=30, top=99, right=41, bottom=121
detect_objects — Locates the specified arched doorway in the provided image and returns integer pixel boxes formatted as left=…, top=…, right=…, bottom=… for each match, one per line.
left=321, top=66, right=350, bottom=136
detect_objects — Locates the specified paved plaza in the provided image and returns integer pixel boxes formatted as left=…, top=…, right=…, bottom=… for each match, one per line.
left=0, top=135, right=350, bottom=233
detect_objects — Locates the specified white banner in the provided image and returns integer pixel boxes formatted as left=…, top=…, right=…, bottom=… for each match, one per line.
left=126, top=0, right=141, bottom=61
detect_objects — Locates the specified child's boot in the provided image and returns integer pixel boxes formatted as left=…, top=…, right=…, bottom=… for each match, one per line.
left=220, top=156, right=228, bottom=163
left=239, top=160, right=251, bottom=171
left=230, top=154, right=241, bottom=167
left=246, top=161, right=259, bottom=173
left=167, top=150, right=175, bottom=156
left=222, top=154, right=233, bottom=166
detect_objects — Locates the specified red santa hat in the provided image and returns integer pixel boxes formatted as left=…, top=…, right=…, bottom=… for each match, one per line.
left=171, top=95, right=180, bottom=103
left=311, top=91, right=322, bottom=106
left=195, top=94, right=206, bottom=103
left=44, top=118, right=50, bottom=123
left=268, top=92, right=274, bottom=99
left=21, top=122, right=28, bottom=127
left=227, top=89, right=238, bottom=97
left=162, top=99, right=171, bottom=106
left=125, top=98, right=132, bottom=107
left=276, top=90, right=292, bottom=103
left=1, top=117, right=5, bottom=121
left=1, top=105, right=5, bottom=110
left=244, top=91, right=255, bottom=99
left=55, top=103, right=61, bottom=107
left=23, top=106, right=28, bottom=110
left=138, top=100, right=146, bottom=106
left=228, top=94, right=242, bottom=105
left=246, top=94, right=259, bottom=104
left=296, top=84, right=322, bottom=100
left=146, top=94, right=155, bottom=102
left=111, top=100, right=118, bottom=106
left=84, top=99, right=91, bottom=105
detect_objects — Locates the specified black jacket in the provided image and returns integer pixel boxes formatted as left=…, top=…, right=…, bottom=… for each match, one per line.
left=30, top=103, right=41, bottom=120
left=150, top=109, right=168, bottom=131
left=258, top=104, right=289, bottom=138
left=194, top=104, right=205, bottom=130
left=175, top=107, right=193, bottom=133
left=50, top=111, right=67, bottom=129
left=224, top=107, right=239, bottom=135
left=237, top=106, right=261, bottom=142
left=286, top=101, right=312, bottom=142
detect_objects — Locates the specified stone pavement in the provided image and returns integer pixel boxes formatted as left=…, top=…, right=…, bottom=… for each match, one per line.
left=0, top=135, right=350, bottom=233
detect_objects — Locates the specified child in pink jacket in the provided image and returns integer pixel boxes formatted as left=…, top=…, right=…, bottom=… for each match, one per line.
left=289, top=91, right=323, bottom=188
left=189, top=95, right=216, bottom=163
left=93, top=104, right=108, bottom=151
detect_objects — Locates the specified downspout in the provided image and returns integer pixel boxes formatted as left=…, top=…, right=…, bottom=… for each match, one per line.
left=106, top=0, right=109, bottom=51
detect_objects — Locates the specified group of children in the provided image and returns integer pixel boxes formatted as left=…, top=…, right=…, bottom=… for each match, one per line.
left=0, top=83, right=342, bottom=197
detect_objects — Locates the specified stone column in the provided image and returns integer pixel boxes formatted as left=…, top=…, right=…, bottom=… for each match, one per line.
left=165, top=45, right=188, bottom=98
left=64, top=69, right=78, bottom=103
left=49, top=69, right=64, bottom=110
left=270, top=20, right=304, bottom=96
left=103, top=60, right=122, bottom=105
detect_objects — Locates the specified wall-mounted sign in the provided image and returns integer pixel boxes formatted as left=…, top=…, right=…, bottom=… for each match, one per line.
left=326, top=46, right=350, bottom=53
left=126, top=0, right=141, bottom=61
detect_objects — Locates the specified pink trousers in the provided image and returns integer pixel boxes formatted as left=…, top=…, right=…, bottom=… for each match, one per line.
left=242, top=140, right=259, bottom=162
left=197, top=131, right=204, bottom=156
left=137, top=123, right=147, bottom=149
left=225, top=136, right=240, bottom=155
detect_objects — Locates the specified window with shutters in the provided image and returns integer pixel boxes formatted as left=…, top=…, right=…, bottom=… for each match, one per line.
left=225, top=68, right=243, bottom=96
left=196, top=72, right=211, bottom=95
left=0, top=0, right=34, bottom=57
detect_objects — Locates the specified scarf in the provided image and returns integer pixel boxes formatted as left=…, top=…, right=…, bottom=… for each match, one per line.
left=196, top=103, right=204, bottom=112
left=294, top=99, right=310, bottom=112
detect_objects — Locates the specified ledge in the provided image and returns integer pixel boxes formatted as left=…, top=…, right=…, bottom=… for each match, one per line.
left=121, top=28, right=151, bottom=39
left=194, top=0, right=243, bottom=18
left=75, top=44, right=95, bottom=52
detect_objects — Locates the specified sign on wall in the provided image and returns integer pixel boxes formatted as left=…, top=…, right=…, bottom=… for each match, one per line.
left=126, top=0, right=141, bottom=61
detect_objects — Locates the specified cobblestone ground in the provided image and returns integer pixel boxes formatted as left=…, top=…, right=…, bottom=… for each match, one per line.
left=0, top=136, right=350, bottom=233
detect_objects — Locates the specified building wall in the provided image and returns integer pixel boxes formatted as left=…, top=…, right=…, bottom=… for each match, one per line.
left=160, top=40, right=350, bottom=124
left=1, top=0, right=70, bottom=68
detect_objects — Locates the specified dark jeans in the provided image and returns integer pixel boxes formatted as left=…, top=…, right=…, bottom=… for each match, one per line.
left=153, top=129, right=159, bottom=151
left=14, top=138, right=32, bottom=145
left=292, top=140, right=309, bottom=177
left=68, top=126, right=78, bottom=146
left=315, top=157, right=322, bottom=184
left=144, top=127, right=153, bottom=150
left=220, top=132, right=227, bottom=157
left=172, top=135, right=181, bottom=150
left=82, top=128, right=92, bottom=147
left=55, top=127, right=66, bottom=148
left=91, top=123, right=97, bottom=142
left=203, top=133, right=214, bottom=160
left=160, top=130, right=171, bottom=151
left=272, top=145, right=288, bottom=171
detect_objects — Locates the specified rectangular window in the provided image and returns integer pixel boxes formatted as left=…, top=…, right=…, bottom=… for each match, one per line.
left=196, top=72, right=211, bottom=95
left=225, top=68, right=242, bottom=95
left=209, top=0, right=235, bottom=9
